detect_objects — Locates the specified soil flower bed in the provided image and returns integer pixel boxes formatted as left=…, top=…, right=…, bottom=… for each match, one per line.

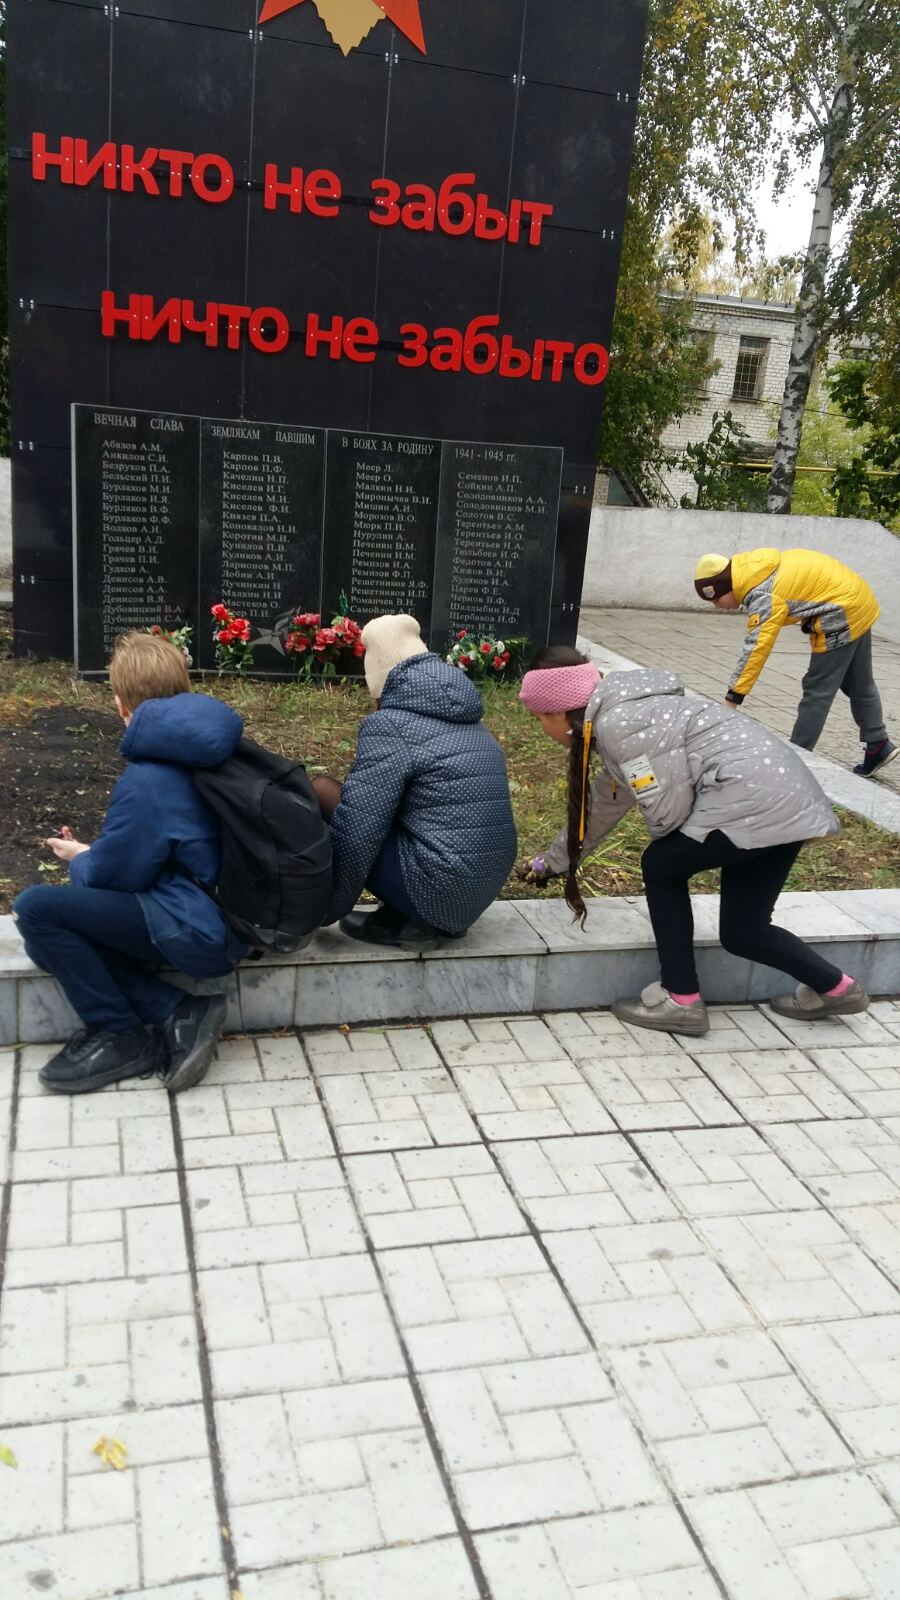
left=1, top=641, right=897, bottom=915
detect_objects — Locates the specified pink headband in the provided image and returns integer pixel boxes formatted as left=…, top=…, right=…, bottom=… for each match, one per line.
left=519, top=662, right=601, bottom=714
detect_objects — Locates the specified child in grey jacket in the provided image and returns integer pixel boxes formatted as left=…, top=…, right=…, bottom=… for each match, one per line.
left=518, top=647, right=869, bottom=1037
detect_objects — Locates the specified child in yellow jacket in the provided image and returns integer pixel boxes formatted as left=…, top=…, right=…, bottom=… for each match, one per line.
left=694, top=548, right=896, bottom=776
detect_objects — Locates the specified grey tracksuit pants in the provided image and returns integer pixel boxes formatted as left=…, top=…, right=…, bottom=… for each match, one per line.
left=791, top=628, right=888, bottom=751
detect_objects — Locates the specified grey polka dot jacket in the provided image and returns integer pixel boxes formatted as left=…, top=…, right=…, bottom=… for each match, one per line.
left=544, top=668, right=838, bottom=873
left=326, top=653, right=518, bottom=931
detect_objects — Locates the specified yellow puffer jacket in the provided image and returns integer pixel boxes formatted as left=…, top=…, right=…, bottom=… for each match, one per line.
left=728, top=547, right=880, bottom=699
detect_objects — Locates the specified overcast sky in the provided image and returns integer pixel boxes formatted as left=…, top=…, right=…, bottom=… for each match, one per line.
left=756, top=164, right=816, bottom=258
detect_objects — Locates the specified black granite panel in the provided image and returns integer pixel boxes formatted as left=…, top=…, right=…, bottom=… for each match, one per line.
left=115, top=0, right=257, bottom=29
left=7, top=0, right=111, bottom=151
left=250, top=36, right=390, bottom=200
left=522, top=0, right=649, bottom=96
left=510, top=85, right=637, bottom=234
left=394, top=0, right=526, bottom=75
left=110, top=13, right=256, bottom=182
left=10, top=306, right=111, bottom=450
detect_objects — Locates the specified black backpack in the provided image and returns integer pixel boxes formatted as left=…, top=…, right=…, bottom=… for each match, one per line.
left=193, top=737, right=333, bottom=953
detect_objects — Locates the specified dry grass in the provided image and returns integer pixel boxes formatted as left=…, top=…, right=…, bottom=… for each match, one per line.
left=1, top=631, right=898, bottom=900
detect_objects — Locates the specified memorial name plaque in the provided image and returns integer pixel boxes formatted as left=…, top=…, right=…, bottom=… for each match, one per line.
left=198, top=420, right=326, bottom=671
left=12, top=2, right=649, bottom=660
left=73, top=407, right=199, bottom=673
left=322, top=433, right=441, bottom=628
left=73, top=405, right=562, bottom=673
left=432, top=443, right=563, bottom=653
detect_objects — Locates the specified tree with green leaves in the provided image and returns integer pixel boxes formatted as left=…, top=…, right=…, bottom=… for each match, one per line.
left=747, top=0, right=900, bottom=512
left=601, top=0, right=899, bottom=512
left=679, top=409, right=768, bottom=510
left=766, top=390, right=866, bottom=517
left=828, top=357, right=900, bottom=530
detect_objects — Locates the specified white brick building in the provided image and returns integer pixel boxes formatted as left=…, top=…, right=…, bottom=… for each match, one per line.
left=657, top=292, right=796, bottom=505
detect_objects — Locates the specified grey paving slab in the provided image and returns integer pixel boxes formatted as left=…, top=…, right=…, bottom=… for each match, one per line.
left=4, top=1006, right=900, bottom=1597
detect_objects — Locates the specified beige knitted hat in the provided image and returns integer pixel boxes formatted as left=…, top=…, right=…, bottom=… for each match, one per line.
left=361, top=613, right=429, bottom=700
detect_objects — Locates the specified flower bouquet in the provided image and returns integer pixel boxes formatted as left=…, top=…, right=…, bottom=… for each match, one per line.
left=446, top=629, right=528, bottom=680
left=210, top=604, right=255, bottom=674
left=146, top=623, right=194, bottom=665
left=283, top=611, right=366, bottom=679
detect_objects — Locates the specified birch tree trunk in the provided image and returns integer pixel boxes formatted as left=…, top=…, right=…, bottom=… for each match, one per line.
left=767, top=10, right=861, bottom=513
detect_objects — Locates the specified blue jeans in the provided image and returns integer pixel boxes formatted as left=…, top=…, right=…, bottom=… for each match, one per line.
left=366, top=830, right=420, bottom=922
left=14, top=885, right=192, bottom=1033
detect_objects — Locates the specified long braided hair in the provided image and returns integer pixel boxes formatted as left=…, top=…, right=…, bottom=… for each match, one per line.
left=529, top=646, right=596, bottom=924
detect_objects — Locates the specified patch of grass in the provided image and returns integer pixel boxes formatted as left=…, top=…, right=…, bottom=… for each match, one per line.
left=1, top=651, right=897, bottom=898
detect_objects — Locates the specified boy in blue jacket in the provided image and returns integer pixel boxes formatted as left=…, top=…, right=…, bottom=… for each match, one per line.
left=13, top=632, right=244, bottom=1095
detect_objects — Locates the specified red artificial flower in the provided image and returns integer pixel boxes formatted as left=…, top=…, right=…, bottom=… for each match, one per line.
left=290, top=634, right=309, bottom=652
left=457, top=630, right=467, bottom=640
left=353, top=639, right=365, bottom=657
left=480, top=641, right=492, bottom=655
left=502, top=651, right=510, bottom=662
left=211, top=603, right=229, bottom=621
left=217, top=628, right=234, bottom=644
left=493, top=656, right=504, bottom=670
left=459, top=654, right=471, bottom=666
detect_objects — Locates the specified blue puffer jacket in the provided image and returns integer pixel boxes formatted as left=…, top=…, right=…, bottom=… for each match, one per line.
left=327, top=654, right=517, bottom=931
left=70, top=693, right=244, bottom=974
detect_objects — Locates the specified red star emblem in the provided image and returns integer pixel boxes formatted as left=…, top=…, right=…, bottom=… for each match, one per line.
left=258, top=0, right=426, bottom=55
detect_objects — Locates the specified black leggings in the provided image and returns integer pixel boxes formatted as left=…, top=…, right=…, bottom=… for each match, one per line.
left=641, top=830, right=843, bottom=996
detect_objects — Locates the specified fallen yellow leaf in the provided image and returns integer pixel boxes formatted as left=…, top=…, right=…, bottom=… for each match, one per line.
left=0, top=1443, right=17, bottom=1469
left=91, top=1435, right=129, bottom=1471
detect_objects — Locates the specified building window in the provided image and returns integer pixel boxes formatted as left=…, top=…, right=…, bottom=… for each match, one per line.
left=732, top=336, right=768, bottom=401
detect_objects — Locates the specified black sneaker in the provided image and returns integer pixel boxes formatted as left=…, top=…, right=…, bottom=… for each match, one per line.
left=853, top=739, right=898, bottom=778
left=162, top=993, right=227, bottom=1095
left=43, top=1027, right=101, bottom=1074
left=39, top=1027, right=156, bottom=1095
left=339, top=909, right=465, bottom=952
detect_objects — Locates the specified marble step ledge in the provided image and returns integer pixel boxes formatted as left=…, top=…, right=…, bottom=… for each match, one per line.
left=0, top=889, right=898, bottom=1045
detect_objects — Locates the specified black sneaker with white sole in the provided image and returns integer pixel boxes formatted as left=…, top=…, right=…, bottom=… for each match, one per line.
left=162, top=993, right=227, bottom=1094
left=39, top=1027, right=156, bottom=1094
left=853, top=739, right=898, bottom=778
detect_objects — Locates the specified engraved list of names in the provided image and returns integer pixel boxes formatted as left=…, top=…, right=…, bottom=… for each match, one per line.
left=198, top=420, right=325, bottom=669
left=322, top=433, right=441, bottom=626
left=73, top=407, right=199, bottom=672
left=74, top=406, right=563, bottom=672
left=431, top=442, right=563, bottom=652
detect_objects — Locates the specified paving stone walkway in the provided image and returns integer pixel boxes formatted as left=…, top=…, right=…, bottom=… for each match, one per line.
left=3, top=1004, right=900, bottom=1598
left=580, top=607, right=900, bottom=796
